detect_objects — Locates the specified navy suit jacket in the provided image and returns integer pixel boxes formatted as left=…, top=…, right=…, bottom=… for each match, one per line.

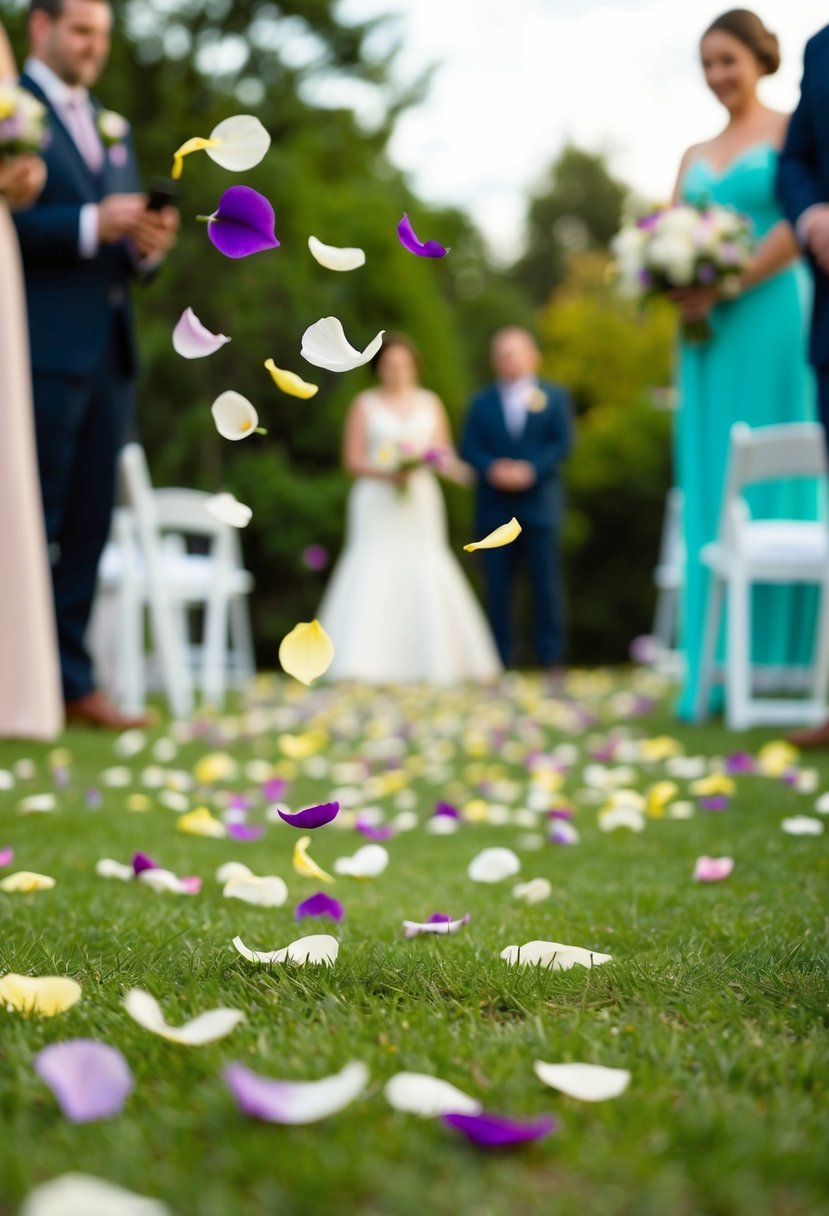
left=460, top=379, right=573, bottom=532
left=778, top=25, right=829, bottom=370
left=13, top=72, right=142, bottom=379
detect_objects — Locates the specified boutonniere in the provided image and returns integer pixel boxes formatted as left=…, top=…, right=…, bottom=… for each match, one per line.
left=526, top=386, right=548, bottom=413
left=97, top=109, right=129, bottom=166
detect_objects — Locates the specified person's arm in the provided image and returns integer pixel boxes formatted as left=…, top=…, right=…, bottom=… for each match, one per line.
left=0, top=22, right=17, bottom=80
left=523, top=387, right=574, bottom=480
left=431, top=394, right=474, bottom=485
left=671, top=145, right=699, bottom=205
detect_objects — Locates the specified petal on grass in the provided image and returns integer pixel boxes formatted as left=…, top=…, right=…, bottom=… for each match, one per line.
left=512, top=878, right=552, bottom=904
left=334, top=844, right=389, bottom=878
left=278, top=801, right=340, bottom=830
left=123, top=989, right=244, bottom=1045
left=223, top=874, right=288, bottom=907
left=0, top=846, right=13, bottom=867
left=693, top=855, right=735, bottom=881
left=467, top=848, right=520, bottom=883
left=293, top=834, right=334, bottom=883
left=397, top=213, right=449, bottom=258
left=442, top=1110, right=556, bottom=1148
left=35, top=1040, right=134, bottom=1122
left=205, top=492, right=252, bottom=529
left=781, top=816, right=824, bottom=836
left=225, top=1060, right=368, bottom=1123
left=227, top=823, right=265, bottom=842
left=0, top=870, right=55, bottom=892
left=533, top=1061, right=630, bottom=1102
left=279, top=620, right=334, bottom=685
left=295, top=892, right=344, bottom=922
left=0, top=974, right=82, bottom=1016
left=20, top=1173, right=170, bottom=1216
left=96, top=859, right=135, bottom=882
left=205, top=186, right=279, bottom=259
left=308, top=235, right=366, bottom=271
left=137, top=868, right=200, bottom=896
left=463, top=518, right=522, bottom=553
left=177, top=806, right=227, bottom=837
left=384, top=1071, right=482, bottom=1117
left=264, top=358, right=319, bottom=400
left=500, top=940, right=612, bottom=970
left=232, top=934, right=339, bottom=966
left=402, top=914, right=470, bottom=939
left=172, top=308, right=231, bottom=359
left=301, top=316, right=384, bottom=373
left=211, top=391, right=259, bottom=441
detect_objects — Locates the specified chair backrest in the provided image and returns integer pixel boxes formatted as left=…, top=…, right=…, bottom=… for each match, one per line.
left=716, top=422, right=828, bottom=543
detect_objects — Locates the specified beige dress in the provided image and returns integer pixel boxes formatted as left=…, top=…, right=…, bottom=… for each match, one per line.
left=0, top=197, right=63, bottom=738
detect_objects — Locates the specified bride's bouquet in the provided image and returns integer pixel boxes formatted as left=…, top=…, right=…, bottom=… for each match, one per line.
left=0, top=84, right=48, bottom=158
left=378, top=440, right=451, bottom=495
left=611, top=201, right=754, bottom=343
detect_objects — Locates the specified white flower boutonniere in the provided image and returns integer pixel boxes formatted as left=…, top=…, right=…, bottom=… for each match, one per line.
left=97, top=109, right=129, bottom=166
left=526, top=386, right=548, bottom=413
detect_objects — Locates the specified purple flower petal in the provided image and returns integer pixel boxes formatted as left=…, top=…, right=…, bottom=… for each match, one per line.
left=85, top=787, right=102, bottom=809
left=397, top=213, right=448, bottom=259
left=427, top=913, right=453, bottom=924
left=263, top=778, right=288, bottom=802
left=434, top=801, right=460, bottom=819
left=295, top=892, right=344, bottom=922
left=0, top=847, right=13, bottom=868
left=699, top=795, right=729, bottom=812
left=725, top=752, right=756, bottom=774
left=34, top=1039, right=133, bottom=1122
left=302, top=545, right=329, bottom=572
left=278, top=801, right=339, bottom=830
left=442, top=1110, right=556, bottom=1148
left=228, top=823, right=266, bottom=842
left=132, top=852, right=159, bottom=876
left=224, top=1060, right=368, bottom=1123
left=206, top=186, right=280, bottom=259
left=355, top=816, right=393, bottom=841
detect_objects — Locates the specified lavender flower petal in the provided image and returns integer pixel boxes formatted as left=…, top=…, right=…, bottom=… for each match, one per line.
left=397, top=213, right=448, bottom=259
left=228, top=823, right=265, bottom=842
left=34, top=1040, right=133, bottom=1122
left=278, top=801, right=339, bottom=830
left=0, top=847, right=13, bottom=868
left=442, top=1110, right=556, bottom=1148
left=224, top=1060, right=368, bottom=1124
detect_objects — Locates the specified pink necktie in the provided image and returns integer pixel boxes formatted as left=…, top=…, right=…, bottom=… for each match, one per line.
left=63, top=93, right=104, bottom=175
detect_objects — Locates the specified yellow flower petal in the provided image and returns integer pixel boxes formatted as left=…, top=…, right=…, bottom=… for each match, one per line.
left=463, top=517, right=522, bottom=553
left=279, top=620, right=334, bottom=685
left=0, top=871, right=56, bottom=893
left=646, top=781, right=679, bottom=818
left=264, top=358, right=319, bottom=400
left=127, top=793, right=152, bottom=813
left=689, top=774, right=736, bottom=797
left=293, top=835, right=334, bottom=884
left=0, top=973, right=81, bottom=1016
left=193, top=752, right=238, bottom=785
left=758, top=740, right=799, bottom=777
left=171, top=135, right=221, bottom=179
left=278, top=730, right=328, bottom=760
left=177, top=806, right=227, bottom=838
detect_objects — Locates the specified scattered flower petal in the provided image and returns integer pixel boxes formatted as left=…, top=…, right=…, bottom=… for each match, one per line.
left=264, top=357, right=319, bottom=400
left=781, top=816, right=824, bottom=836
left=500, top=940, right=612, bottom=970
left=442, top=1110, right=556, bottom=1148
left=0, top=974, right=82, bottom=1016
left=211, top=391, right=259, bottom=441
left=172, top=307, right=231, bottom=359
left=512, top=878, right=552, bottom=904
left=225, top=1060, right=367, bottom=1123
left=308, top=234, right=366, bottom=271
left=467, top=847, right=520, bottom=883
left=123, top=989, right=244, bottom=1044
left=533, top=1061, right=630, bottom=1102
left=20, top=1173, right=170, bottom=1216
left=397, top=213, right=449, bottom=259
left=293, top=834, right=334, bottom=883
left=205, top=492, right=252, bottom=529
left=17, top=793, right=57, bottom=814
left=334, top=844, right=389, bottom=878
left=301, top=316, right=384, bottom=373
left=0, top=846, right=15, bottom=867
left=463, top=518, right=522, bottom=553
left=232, top=934, right=339, bottom=966
left=137, top=868, right=201, bottom=896
left=0, top=870, right=55, bottom=892
left=216, top=861, right=253, bottom=883
left=295, top=892, right=344, bottom=922
left=279, top=619, right=334, bottom=684
left=196, top=114, right=271, bottom=174
left=227, top=822, right=265, bottom=842
left=96, top=858, right=134, bottom=881
left=35, top=1040, right=134, bottom=1122
left=384, top=1071, right=482, bottom=1117
left=203, top=185, right=279, bottom=258
left=403, top=913, right=470, bottom=938
left=278, top=801, right=340, bottom=830
left=223, top=874, right=288, bottom=907
left=177, top=806, right=226, bottom=837
left=693, top=856, right=734, bottom=882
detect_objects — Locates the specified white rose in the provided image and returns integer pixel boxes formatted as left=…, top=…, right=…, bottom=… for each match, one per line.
left=98, top=109, right=129, bottom=143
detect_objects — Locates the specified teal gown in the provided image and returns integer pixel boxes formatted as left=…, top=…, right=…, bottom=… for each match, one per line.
left=676, top=143, right=821, bottom=720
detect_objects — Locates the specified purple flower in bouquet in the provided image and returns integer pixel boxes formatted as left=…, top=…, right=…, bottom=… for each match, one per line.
left=302, top=544, right=329, bottom=572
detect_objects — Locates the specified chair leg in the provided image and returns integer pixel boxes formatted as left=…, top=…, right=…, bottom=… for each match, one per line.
left=118, top=583, right=145, bottom=714
left=230, top=594, right=256, bottom=684
left=695, top=573, right=724, bottom=723
left=202, top=590, right=230, bottom=707
left=810, top=576, right=829, bottom=711
left=725, top=575, right=751, bottom=730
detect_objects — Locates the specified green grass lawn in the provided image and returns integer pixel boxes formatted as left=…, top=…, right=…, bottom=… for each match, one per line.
left=1, top=670, right=828, bottom=1216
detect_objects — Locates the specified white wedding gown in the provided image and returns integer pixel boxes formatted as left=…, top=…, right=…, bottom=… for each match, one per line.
left=318, top=390, right=502, bottom=684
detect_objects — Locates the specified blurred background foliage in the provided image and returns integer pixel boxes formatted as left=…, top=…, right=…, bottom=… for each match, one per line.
left=1, top=0, right=676, bottom=664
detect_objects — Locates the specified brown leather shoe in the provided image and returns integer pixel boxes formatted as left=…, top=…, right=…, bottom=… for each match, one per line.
left=65, top=690, right=153, bottom=731
left=786, top=718, right=829, bottom=750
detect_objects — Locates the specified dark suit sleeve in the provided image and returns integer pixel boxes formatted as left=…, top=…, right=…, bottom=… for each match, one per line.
left=778, top=38, right=823, bottom=228
left=460, top=393, right=496, bottom=479
left=528, top=386, right=573, bottom=479
left=12, top=203, right=86, bottom=265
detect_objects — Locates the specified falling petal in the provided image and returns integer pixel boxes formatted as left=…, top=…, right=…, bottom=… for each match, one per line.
left=295, top=892, right=344, bottom=922
left=301, top=316, right=384, bottom=373
left=308, top=235, right=366, bottom=272
left=211, top=391, right=259, bottom=441
left=96, top=859, right=134, bottom=882
left=403, top=913, right=470, bottom=938
left=177, top=806, right=226, bottom=837
left=20, top=1173, right=170, bottom=1216
left=223, top=874, right=288, bottom=907
left=204, top=186, right=279, bottom=259
left=205, top=492, right=252, bottom=529
left=467, top=847, right=520, bottom=883
left=35, top=1040, right=134, bottom=1122
left=206, top=114, right=271, bottom=173
left=264, top=358, right=319, bottom=399
left=172, top=308, right=231, bottom=359
left=512, top=878, right=552, bottom=904
left=463, top=518, right=522, bottom=553
left=0, top=974, right=82, bottom=1016
left=278, top=801, right=340, bottom=830
left=501, top=940, right=612, bottom=970
left=333, top=844, right=389, bottom=878
left=384, top=1071, right=482, bottom=1117
left=355, top=816, right=394, bottom=841
left=132, top=852, right=158, bottom=876
left=171, top=134, right=220, bottom=179
left=137, top=868, right=200, bottom=896
left=225, top=1060, right=367, bottom=1123
left=781, top=816, right=824, bottom=836
left=293, top=835, right=334, bottom=883
left=533, top=1061, right=630, bottom=1102
left=442, top=1110, right=556, bottom=1148
left=123, top=989, right=243, bottom=1045
left=279, top=619, right=334, bottom=685
left=232, top=933, right=339, bottom=966
left=693, top=856, right=735, bottom=882
left=397, top=213, right=449, bottom=259
left=0, top=870, right=55, bottom=893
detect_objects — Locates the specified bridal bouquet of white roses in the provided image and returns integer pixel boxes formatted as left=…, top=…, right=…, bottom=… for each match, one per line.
left=377, top=439, right=451, bottom=495
left=0, top=84, right=48, bottom=158
left=611, top=201, right=755, bottom=342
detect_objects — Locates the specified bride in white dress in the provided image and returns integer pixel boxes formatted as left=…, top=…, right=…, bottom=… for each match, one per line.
left=318, top=335, right=502, bottom=685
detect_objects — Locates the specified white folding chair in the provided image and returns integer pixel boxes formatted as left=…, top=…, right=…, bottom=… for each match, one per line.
left=695, top=422, right=829, bottom=729
left=649, top=487, right=685, bottom=672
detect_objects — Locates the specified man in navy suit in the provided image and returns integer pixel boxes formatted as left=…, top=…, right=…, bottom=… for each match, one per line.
left=461, top=328, right=573, bottom=671
left=778, top=22, right=829, bottom=748
left=14, top=0, right=178, bottom=728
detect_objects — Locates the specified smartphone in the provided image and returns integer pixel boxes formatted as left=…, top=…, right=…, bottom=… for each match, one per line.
left=146, top=177, right=177, bottom=211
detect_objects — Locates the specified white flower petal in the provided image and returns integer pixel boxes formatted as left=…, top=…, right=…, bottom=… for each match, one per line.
left=17, top=793, right=57, bottom=814
left=208, top=114, right=271, bottom=172
left=599, top=806, right=645, bottom=833
left=173, top=307, right=231, bottom=359
left=301, top=316, right=384, bottom=372
left=512, top=878, right=552, bottom=904
left=232, top=934, right=339, bottom=966
left=20, top=1173, right=170, bottom=1216
left=425, top=815, right=459, bottom=835
left=333, top=844, right=389, bottom=878
left=384, top=1071, right=482, bottom=1117
left=500, top=940, right=612, bottom=970
left=781, top=816, right=824, bottom=836
left=211, top=391, right=258, bottom=441
left=223, top=874, right=288, bottom=907
left=814, top=792, right=829, bottom=814
left=96, top=859, right=135, bottom=882
left=402, top=914, right=469, bottom=938
left=226, top=1060, right=368, bottom=1124
left=308, top=235, right=366, bottom=272
left=205, top=492, right=252, bottom=529
left=123, top=989, right=244, bottom=1044
left=136, top=868, right=192, bottom=895
left=114, top=729, right=148, bottom=758
left=101, top=767, right=132, bottom=788
left=216, top=861, right=254, bottom=884
left=534, top=1061, right=631, bottom=1101
left=467, top=847, right=521, bottom=883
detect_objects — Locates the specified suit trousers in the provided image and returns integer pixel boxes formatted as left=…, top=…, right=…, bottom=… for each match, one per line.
left=33, top=322, right=135, bottom=702
left=818, top=368, right=829, bottom=441
left=480, top=524, right=564, bottom=667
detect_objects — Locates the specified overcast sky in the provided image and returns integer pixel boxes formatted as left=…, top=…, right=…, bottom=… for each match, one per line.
left=335, top=0, right=827, bottom=261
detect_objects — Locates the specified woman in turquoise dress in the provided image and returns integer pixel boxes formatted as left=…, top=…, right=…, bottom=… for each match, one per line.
left=672, top=8, right=821, bottom=721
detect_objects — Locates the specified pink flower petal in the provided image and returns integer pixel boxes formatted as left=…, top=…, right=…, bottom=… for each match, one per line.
left=34, top=1039, right=133, bottom=1122
left=172, top=307, right=231, bottom=359
left=693, top=856, right=734, bottom=882
left=0, top=847, right=14, bottom=868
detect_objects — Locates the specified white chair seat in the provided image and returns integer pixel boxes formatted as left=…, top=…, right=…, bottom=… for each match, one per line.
left=98, top=546, right=254, bottom=597
left=702, top=522, right=829, bottom=578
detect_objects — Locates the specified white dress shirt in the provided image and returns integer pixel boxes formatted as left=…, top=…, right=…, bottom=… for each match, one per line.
left=24, top=57, right=101, bottom=259
left=499, top=376, right=537, bottom=441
